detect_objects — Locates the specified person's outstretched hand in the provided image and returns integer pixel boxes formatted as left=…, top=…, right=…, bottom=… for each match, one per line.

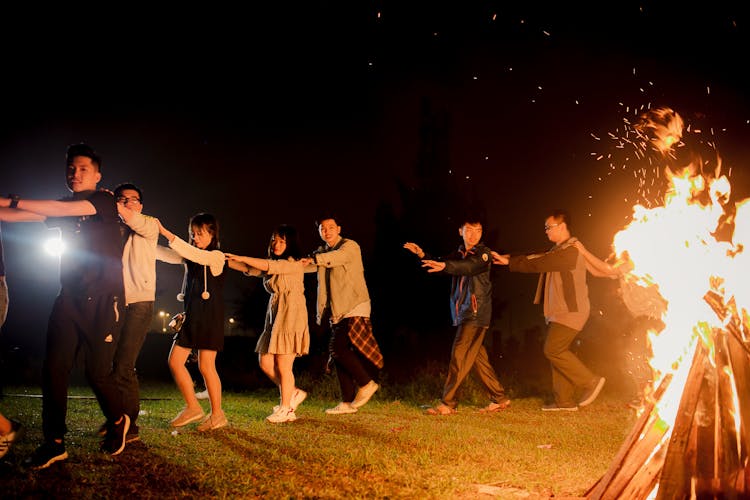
left=490, top=251, right=509, bottom=265
left=421, top=259, right=445, bottom=273
left=403, top=242, right=425, bottom=259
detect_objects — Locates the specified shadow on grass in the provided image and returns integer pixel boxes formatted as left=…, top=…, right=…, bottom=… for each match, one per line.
left=0, top=439, right=218, bottom=498
left=205, top=418, right=423, bottom=495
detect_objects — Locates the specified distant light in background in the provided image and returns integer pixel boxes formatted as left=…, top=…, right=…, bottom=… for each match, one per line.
left=158, top=310, right=170, bottom=332
left=44, top=237, right=64, bottom=257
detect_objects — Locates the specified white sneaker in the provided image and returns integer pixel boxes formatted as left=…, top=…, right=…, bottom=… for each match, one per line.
left=195, top=389, right=209, bottom=400
left=273, top=388, right=308, bottom=412
left=266, top=406, right=297, bottom=423
left=290, top=388, right=308, bottom=410
left=325, top=402, right=358, bottom=415
left=351, top=380, right=379, bottom=409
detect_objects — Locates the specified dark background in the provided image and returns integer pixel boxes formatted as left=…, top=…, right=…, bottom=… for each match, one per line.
left=1, top=2, right=748, bottom=395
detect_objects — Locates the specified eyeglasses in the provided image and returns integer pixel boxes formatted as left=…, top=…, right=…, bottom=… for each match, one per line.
left=117, top=196, right=141, bottom=204
left=544, top=223, right=561, bottom=232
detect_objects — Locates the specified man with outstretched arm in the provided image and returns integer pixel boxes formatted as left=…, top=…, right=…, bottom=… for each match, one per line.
left=304, top=215, right=383, bottom=415
left=493, top=209, right=605, bottom=412
left=404, top=215, right=510, bottom=415
left=0, top=143, right=130, bottom=468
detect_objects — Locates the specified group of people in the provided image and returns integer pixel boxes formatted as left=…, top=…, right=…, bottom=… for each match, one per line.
left=400, top=105, right=695, bottom=416
left=0, top=141, right=629, bottom=471
left=0, top=143, right=384, bottom=469
left=404, top=211, right=613, bottom=415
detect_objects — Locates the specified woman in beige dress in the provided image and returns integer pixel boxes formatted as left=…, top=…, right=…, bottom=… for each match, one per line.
left=226, top=225, right=311, bottom=423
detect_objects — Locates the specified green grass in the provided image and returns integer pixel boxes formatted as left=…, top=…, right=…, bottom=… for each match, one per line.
left=1, top=380, right=636, bottom=499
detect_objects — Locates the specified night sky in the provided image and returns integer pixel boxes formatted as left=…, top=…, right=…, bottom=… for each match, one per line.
left=1, top=3, right=748, bottom=366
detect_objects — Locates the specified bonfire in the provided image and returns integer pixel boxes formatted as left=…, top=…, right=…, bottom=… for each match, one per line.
left=587, top=107, right=750, bottom=498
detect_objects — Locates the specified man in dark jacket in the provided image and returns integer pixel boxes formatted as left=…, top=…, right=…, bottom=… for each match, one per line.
left=404, top=217, right=509, bottom=415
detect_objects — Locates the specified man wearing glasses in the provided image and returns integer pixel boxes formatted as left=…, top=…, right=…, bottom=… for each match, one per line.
left=493, top=209, right=605, bottom=411
left=109, top=183, right=160, bottom=443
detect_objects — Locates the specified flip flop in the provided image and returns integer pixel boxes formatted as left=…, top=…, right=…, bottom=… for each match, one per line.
left=425, top=404, right=457, bottom=415
left=478, top=399, right=511, bottom=413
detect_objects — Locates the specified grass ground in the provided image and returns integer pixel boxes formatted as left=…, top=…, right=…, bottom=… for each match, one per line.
left=0, top=379, right=636, bottom=499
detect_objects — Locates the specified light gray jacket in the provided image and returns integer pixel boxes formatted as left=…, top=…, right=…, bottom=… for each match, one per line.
left=313, top=237, right=371, bottom=325
left=121, top=212, right=159, bottom=305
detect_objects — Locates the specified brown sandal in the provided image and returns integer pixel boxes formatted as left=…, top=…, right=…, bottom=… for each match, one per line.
left=478, top=399, right=511, bottom=413
left=425, top=404, right=457, bottom=415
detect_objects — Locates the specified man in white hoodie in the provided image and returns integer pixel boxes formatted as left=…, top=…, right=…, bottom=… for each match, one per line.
left=109, top=183, right=159, bottom=442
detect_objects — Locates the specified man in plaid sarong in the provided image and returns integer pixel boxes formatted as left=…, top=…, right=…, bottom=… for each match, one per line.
left=307, top=215, right=383, bottom=415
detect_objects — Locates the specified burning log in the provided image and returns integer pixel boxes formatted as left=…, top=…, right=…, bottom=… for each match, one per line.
left=655, top=341, right=709, bottom=498
left=586, top=292, right=750, bottom=498
left=585, top=374, right=673, bottom=499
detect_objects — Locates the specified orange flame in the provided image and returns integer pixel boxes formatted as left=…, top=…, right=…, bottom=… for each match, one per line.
left=611, top=157, right=745, bottom=429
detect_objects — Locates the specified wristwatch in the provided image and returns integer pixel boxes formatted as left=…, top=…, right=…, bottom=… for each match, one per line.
left=8, top=193, right=20, bottom=209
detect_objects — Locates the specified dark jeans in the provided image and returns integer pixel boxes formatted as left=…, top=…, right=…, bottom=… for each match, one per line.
left=442, top=321, right=506, bottom=409
left=330, top=319, right=379, bottom=402
left=113, top=301, right=153, bottom=430
left=42, top=293, right=125, bottom=442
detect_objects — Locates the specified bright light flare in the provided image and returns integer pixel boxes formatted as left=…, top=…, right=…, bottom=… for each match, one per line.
left=44, top=237, right=65, bottom=257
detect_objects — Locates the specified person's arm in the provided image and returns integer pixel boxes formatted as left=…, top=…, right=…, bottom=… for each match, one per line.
left=298, top=257, right=319, bottom=273
left=403, top=241, right=437, bottom=260
left=227, top=254, right=307, bottom=276
left=442, top=247, right=492, bottom=276
left=119, top=206, right=159, bottom=241
left=154, top=219, right=184, bottom=264
left=0, top=207, right=46, bottom=222
left=405, top=241, right=445, bottom=272
left=421, top=260, right=446, bottom=273
left=0, top=196, right=96, bottom=217
left=508, top=245, right=578, bottom=273
left=573, top=240, right=619, bottom=278
left=170, top=238, right=224, bottom=275
left=225, top=253, right=270, bottom=272
left=403, top=242, right=425, bottom=259
left=490, top=251, right=509, bottom=265
left=225, top=257, right=252, bottom=274
left=224, top=253, right=264, bottom=276
left=157, top=220, right=225, bottom=275
left=157, top=219, right=178, bottom=244
left=266, top=258, right=306, bottom=275
left=155, top=244, right=184, bottom=265
left=312, top=239, right=360, bottom=268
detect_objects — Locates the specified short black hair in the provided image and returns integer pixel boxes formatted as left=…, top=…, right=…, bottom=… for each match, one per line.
left=114, top=183, right=143, bottom=203
left=459, top=206, right=486, bottom=227
left=268, top=224, right=302, bottom=260
left=314, top=213, right=340, bottom=228
left=548, top=209, right=571, bottom=228
left=66, top=143, right=101, bottom=171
